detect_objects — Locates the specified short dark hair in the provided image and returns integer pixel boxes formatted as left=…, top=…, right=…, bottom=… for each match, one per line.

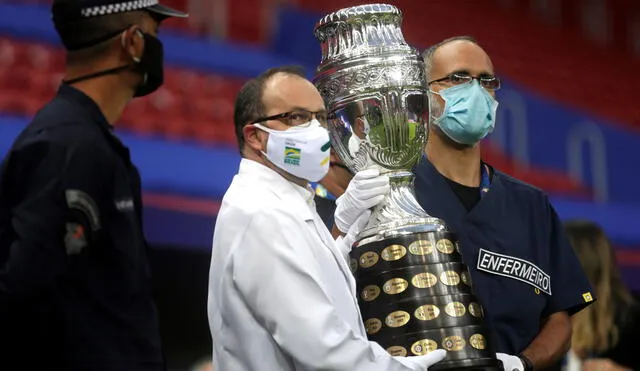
left=422, top=36, right=478, bottom=82
left=233, top=65, right=306, bottom=154
left=55, top=9, right=145, bottom=63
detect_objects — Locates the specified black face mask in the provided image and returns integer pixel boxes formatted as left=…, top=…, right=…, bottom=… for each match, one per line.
left=63, top=29, right=165, bottom=98
left=131, top=31, right=164, bottom=97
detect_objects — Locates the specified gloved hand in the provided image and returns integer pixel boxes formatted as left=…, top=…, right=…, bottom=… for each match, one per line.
left=496, top=353, right=525, bottom=371
left=336, top=210, right=371, bottom=263
left=394, top=349, right=447, bottom=370
left=334, top=168, right=390, bottom=233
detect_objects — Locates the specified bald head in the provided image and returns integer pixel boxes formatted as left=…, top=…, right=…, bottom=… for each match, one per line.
left=422, top=37, right=494, bottom=84
left=261, top=72, right=324, bottom=119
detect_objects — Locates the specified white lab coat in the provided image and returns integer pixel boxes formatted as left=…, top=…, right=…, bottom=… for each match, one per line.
left=207, top=159, right=426, bottom=371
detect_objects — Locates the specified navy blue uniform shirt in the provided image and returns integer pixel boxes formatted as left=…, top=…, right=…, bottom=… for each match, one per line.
left=0, top=85, right=164, bottom=370
left=413, top=157, right=595, bottom=355
left=312, top=183, right=337, bottom=229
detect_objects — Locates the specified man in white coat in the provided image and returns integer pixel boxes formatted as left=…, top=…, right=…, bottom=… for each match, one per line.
left=207, top=66, right=447, bottom=370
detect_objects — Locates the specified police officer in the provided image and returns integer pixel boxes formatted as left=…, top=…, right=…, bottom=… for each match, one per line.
left=413, top=36, right=595, bottom=371
left=0, top=0, right=187, bottom=369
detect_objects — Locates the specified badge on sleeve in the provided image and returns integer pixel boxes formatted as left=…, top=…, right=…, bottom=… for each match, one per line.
left=582, top=292, right=594, bottom=302
left=64, top=223, right=87, bottom=255
left=477, top=249, right=552, bottom=295
left=64, top=189, right=101, bottom=255
left=65, top=189, right=101, bottom=231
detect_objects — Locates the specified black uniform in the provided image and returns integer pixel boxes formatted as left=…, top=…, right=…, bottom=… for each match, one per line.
left=0, top=85, right=164, bottom=370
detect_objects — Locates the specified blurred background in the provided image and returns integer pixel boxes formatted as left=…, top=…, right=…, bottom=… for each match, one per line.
left=0, top=0, right=639, bottom=369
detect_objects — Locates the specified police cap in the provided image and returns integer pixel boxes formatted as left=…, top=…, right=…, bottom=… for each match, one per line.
left=52, top=0, right=187, bottom=50
left=52, top=0, right=187, bottom=23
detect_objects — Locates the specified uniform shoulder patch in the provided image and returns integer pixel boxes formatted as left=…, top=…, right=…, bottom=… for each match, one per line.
left=477, top=248, right=552, bottom=295
left=65, top=189, right=101, bottom=231
left=582, top=292, right=594, bottom=302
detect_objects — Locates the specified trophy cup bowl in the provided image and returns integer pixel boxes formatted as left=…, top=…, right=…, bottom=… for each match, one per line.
left=312, top=4, right=503, bottom=370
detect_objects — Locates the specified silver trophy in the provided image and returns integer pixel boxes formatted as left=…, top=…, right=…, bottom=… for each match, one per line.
left=313, top=4, right=502, bottom=370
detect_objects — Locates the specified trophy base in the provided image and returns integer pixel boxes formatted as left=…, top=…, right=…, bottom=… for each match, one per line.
left=429, top=357, right=504, bottom=371
left=351, top=229, right=502, bottom=371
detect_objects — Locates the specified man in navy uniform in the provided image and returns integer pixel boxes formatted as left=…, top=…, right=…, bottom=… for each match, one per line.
left=414, top=36, right=595, bottom=371
left=0, top=0, right=186, bottom=369
left=312, top=150, right=352, bottom=229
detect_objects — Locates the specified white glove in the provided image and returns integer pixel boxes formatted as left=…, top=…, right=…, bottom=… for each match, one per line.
left=394, top=349, right=447, bottom=370
left=496, top=353, right=524, bottom=371
left=336, top=210, right=371, bottom=262
left=334, top=168, right=390, bottom=233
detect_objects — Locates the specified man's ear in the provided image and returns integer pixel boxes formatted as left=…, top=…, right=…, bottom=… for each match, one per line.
left=243, top=124, right=265, bottom=153
left=120, top=26, right=144, bottom=62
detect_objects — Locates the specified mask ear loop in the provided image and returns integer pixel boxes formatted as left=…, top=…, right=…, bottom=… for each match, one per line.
left=249, top=124, right=273, bottom=162
left=122, top=28, right=149, bottom=85
left=427, top=90, right=444, bottom=126
left=63, top=29, right=132, bottom=86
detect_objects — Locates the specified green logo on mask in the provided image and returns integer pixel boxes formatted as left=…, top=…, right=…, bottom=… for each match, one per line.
left=284, top=146, right=301, bottom=166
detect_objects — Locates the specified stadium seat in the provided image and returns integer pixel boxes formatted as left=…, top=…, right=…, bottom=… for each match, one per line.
left=294, top=0, right=640, bottom=128
left=0, top=37, right=245, bottom=146
left=0, top=91, right=42, bottom=116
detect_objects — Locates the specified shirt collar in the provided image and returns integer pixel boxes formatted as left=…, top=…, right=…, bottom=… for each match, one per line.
left=311, top=183, right=338, bottom=201
left=238, top=159, right=316, bottom=209
left=57, top=83, right=132, bottom=161
left=57, top=83, right=113, bottom=132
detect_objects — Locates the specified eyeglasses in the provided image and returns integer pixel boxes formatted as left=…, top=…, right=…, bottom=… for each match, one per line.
left=428, top=72, right=501, bottom=91
left=250, top=109, right=329, bottom=127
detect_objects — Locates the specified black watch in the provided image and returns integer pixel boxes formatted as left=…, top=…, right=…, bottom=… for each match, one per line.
left=518, top=354, right=534, bottom=371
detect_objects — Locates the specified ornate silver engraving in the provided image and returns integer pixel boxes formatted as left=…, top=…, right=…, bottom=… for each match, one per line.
left=312, top=3, right=446, bottom=238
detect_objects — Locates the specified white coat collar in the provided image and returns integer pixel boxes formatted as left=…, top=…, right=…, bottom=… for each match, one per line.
left=238, top=159, right=316, bottom=221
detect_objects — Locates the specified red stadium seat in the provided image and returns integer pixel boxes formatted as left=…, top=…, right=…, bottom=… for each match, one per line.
left=164, top=68, right=200, bottom=95
left=0, top=37, right=243, bottom=146
left=121, top=98, right=155, bottom=129
left=0, top=65, right=31, bottom=90
left=125, top=114, right=161, bottom=136
left=163, top=114, right=195, bottom=140
left=147, top=86, right=184, bottom=115
left=295, top=0, right=640, bottom=129
left=0, top=91, right=42, bottom=116
left=192, top=122, right=220, bottom=143
left=188, top=96, right=233, bottom=122
left=0, top=38, right=19, bottom=69
left=193, top=120, right=237, bottom=146
left=25, top=43, right=64, bottom=72
left=200, top=74, right=242, bottom=99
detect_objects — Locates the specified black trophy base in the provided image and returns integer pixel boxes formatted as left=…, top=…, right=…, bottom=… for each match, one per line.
left=352, top=230, right=504, bottom=371
left=429, top=357, right=504, bottom=371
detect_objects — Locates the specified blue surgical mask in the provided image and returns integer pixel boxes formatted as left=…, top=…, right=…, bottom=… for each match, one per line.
left=431, top=80, right=499, bottom=145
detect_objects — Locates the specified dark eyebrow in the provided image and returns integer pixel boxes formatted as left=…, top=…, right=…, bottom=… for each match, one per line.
left=450, top=70, right=495, bottom=78
left=290, top=107, right=327, bottom=113
left=477, top=72, right=496, bottom=79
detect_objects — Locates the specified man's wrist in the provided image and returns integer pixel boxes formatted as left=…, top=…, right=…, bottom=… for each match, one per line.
left=518, top=353, right=534, bottom=371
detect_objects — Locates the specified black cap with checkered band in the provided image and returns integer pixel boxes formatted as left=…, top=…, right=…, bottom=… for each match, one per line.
left=53, top=0, right=187, bottom=23
left=51, top=0, right=187, bottom=51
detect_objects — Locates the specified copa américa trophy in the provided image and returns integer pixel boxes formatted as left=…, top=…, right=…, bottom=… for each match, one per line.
left=312, top=4, right=503, bottom=370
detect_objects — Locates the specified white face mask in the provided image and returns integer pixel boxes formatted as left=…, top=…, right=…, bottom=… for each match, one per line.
left=254, top=119, right=331, bottom=182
